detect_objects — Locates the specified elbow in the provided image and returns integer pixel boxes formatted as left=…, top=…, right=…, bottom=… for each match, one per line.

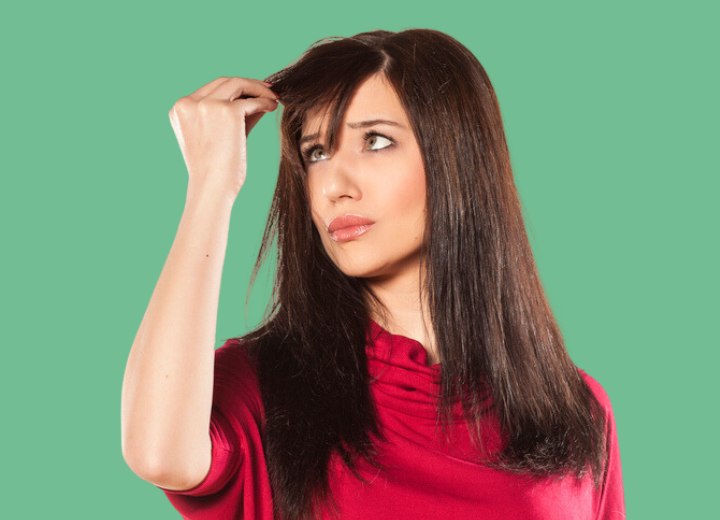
left=121, top=430, right=171, bottom=483
left=122, top=442, right=163, bottom=483
left=122, top=445, right=203, bottom=492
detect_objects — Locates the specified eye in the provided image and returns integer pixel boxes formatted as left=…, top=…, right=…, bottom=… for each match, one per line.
left=364, top=131, right=395, bottom=152
left=302, top=145, right=327, bottom=163
left=301, top=130, right=396, bottom=165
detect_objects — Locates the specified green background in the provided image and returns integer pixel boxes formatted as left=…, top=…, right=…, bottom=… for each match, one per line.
left=2, top=0, right=717, bottom=517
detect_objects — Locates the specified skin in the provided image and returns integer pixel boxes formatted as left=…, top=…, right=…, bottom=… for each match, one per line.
left=300, top=73, right=440, bottom=365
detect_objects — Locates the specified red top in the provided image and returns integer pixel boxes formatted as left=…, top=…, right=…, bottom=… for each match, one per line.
left=158, top=319, right=625, bottom=519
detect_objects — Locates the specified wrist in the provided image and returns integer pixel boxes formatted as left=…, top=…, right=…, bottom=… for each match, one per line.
left=185, top=182, right=238, bottom=210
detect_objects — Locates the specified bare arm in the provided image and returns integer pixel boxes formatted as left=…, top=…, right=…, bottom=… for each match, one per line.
left=121, top=187, right=234, bottom=489
left=120, top=76, right=278, bottom=490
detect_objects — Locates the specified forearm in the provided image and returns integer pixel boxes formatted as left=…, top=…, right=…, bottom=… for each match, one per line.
left=121, top=186, right=235, bottom=480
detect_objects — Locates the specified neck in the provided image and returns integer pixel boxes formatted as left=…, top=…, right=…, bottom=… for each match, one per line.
left=365, top=264, right=439, bottom=365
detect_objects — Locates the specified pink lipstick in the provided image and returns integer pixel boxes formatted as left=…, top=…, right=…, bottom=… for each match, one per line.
left=328, top=214, right=375, bottom=243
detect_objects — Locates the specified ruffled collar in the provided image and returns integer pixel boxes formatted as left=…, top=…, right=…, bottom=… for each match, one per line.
left=366, top=318, right=442, bottom=372
left=364, top=318, right=492, bottom=423
left=363, top=318, right=445, bottom=421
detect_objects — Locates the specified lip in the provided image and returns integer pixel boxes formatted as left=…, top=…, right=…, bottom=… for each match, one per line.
left=327, top=214, right=375, bottom=243
left=327, top=214, right=376, bottom=233
left=330, top=224, right=374, bottom=243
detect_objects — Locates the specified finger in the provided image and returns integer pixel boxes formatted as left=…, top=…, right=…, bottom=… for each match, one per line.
left=232, top=95, right=279, bottom=117
left=187, top=77, right=233, bottom=100
left=234, top=97, right=279, bottom=136
left=245, top=112, right=264, bottom=136
left=206, top=77, right=278, bottom=103
left=245, top=99, right=281, bottom=132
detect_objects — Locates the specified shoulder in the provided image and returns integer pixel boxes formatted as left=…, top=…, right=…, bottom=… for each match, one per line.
left=215, top=336, right=257, bottom=370
left=576, top=366, right=615, bottom=417
left=211, top=337, right=264, bottom=418
left=577, top=367, right=626, bottom=516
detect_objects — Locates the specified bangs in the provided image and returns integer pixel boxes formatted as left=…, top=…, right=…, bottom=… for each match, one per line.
left=265, top=39, right=391, bottom=164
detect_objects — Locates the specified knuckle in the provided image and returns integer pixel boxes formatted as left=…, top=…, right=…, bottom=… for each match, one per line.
left=197, top=97, right=228, bottom=116
left=173, top=96, right=193, bottom=112
left=231, top=98, right=251, bottom=112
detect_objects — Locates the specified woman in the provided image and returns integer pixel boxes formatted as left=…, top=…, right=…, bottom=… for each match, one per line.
left=121, top=28, right=625, bottom=519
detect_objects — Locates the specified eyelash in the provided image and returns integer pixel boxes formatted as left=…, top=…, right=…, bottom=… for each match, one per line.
left=301, top=130, right=395, bottom=163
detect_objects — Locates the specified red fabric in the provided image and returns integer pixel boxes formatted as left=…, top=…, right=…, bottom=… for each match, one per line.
left=158, top=319, right=625, bottom=519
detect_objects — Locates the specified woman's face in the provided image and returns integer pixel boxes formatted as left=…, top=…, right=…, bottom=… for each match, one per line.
left=300, top=73, right=427, bottom=281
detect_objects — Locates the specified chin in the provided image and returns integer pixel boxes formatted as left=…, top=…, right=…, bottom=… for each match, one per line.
left=334, top=262, right=388, bottom=279
left=324, top=242, right=421, bottom=280
left=333, top=252, right=411, bottom=281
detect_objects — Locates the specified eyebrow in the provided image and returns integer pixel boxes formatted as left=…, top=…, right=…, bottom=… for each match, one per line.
left=299, top=119, right=405, bottom=146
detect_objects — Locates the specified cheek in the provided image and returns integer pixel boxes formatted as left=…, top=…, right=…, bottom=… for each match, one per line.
left=305, top=181, right=324, bottom=228
left=382, top=155, right=426, bottom=220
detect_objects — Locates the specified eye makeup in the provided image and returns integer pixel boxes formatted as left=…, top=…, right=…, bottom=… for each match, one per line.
left=301, top=130, right=396, bottom=164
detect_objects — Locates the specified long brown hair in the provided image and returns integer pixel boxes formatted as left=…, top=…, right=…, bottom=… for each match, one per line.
left=237, top=28, right=607, bottom=520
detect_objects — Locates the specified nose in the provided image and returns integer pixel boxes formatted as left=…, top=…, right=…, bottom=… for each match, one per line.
left=319, top=149, right=362, bottom=203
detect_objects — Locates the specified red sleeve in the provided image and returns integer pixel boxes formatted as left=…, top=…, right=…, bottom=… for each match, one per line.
left=578, top=368, right=626, bottom=520
left=155, top=338, right=263, bottom=500
left=157, top=406, right=243, bottom=497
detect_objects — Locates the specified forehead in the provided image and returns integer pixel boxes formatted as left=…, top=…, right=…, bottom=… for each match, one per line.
left=301, top=73, right=409, bottom=135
